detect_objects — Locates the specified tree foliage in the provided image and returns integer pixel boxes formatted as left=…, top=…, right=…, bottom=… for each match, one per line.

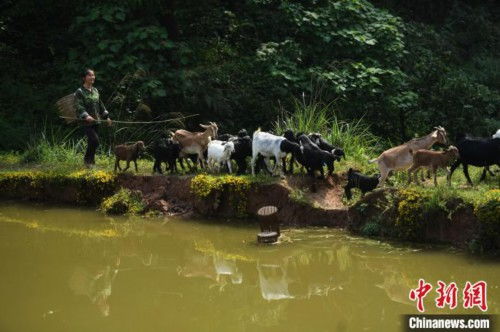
left=0, top=0, right=498, bottom=150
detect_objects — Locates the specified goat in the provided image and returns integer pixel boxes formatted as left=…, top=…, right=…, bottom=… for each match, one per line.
left=493, top=129, right=500, bottom=139
left=218, top=129, right=249, bottom=142
left=152, top=137, right=181, bottom=174
left=214, top=129, right=251, bottom=174
left=283, top=129, right=300, bottom=174
left=369, top=126, right=448, bottom=186
left=172, top=122, right=218, bottom=169
left=407, top=146, right=459, bottom=186
left=218, top=133, right=235, bottom=142
left=207, top=140, right=235, bottom=173
left=296, top=134, right=337, bottom=179
left=449, top=134, right=500, bottom=186
left=231, top=134, right=252, bottom=175
left=344, top=168, right=380, bottom=200
left=114, top=141, right=145, bottom=172
left=251, top=129, right=302, bottom=177
left=309, top=133, right=345, bottom=161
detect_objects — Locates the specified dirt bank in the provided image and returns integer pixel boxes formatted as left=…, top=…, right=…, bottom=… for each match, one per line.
left=1, top=170, right=497, bottom=255
left=117, top=174, right=348, bottom=227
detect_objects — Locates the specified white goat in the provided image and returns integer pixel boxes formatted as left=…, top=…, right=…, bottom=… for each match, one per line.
left=493, top=129, right=500, bottom=139
left=251, top=129, right=301, bottom=177
left=207, top=140, right=235, bottom=173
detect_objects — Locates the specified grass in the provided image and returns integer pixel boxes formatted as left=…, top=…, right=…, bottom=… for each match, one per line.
left=273, top=96, right=382, bottom=174
left=0, top=96, right=497, bottom=204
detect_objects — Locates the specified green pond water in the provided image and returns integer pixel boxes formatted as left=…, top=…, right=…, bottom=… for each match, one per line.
left=0, top=202, right=498, bottom=332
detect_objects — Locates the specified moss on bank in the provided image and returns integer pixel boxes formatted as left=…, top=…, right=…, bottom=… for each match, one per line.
left=349, top=187, right=500, bottom=256
left=100, top=188, right=145, bottom=215
left=0, top=170, right=117, bottom=205
left=190, top=174, right=254, bottom=217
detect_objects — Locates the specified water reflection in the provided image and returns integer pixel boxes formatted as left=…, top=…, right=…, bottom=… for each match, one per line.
left=1, top=203, right=499, bottom=332
left=68, top=258, right=120, bottom=317
left=257, top=262, right=294, bottom=300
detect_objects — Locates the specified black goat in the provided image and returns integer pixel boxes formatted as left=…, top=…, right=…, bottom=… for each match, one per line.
left=309, top=133, right=345, bottom=160
left=218, top=129, right=249, bottom=142
left=231, top=134, right=252, bottom=175
left=296, top=134, right=336, bottom=179
left=218, top=133, right=235, bottom=141
left=152, top=138, right=181, bottom=174
left=449, top=134, right=500, bottom=185
left=283, top=129, right=300, bottom=174
left=344, top=168, right=380, bottom=200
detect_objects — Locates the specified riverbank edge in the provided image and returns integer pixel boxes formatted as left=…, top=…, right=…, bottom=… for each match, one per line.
left=0, top=170, right=498, bottom=256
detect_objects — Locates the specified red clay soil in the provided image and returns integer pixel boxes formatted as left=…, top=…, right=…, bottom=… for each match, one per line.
left=117, top=173, right=349, bottom=227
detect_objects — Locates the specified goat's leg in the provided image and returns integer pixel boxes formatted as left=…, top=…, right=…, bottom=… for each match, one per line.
left=114, top=159, right=121, bottom=172
left=251, top=152, right=258, bottom=176
left=288, top=155, right=295, bottom=174
left=123, top=160, right=130, bottom=172
left=446, top=167, right=452, bottom=186
left=170, top=160, right=177, bottom=174
left=462, top=163, right=473, bottom=186
left=448, top=159, right=461, bottom=183
left=344, top=186, right=352, bottom=200
left=198, top=151, right=207, bottom=170
left=134, top=159, right=138, bottom=172
left=479, top=167, right=491, bottom=182
left=378, top=165, right=390, bottom=187
left=179, top=157, right=186, bottom=170
left=264, top=157, right=275, bottom=175
left=433, top=167, right=438, bottom=186
left=227, top=160, right=232, bottom=174
left=153, top=160, right=162, bottom=174
left=281, top=157, right=287, bottom=175
left=407, top=166, right=417, bottom=185
left=317, top=165, right=325, bottom=179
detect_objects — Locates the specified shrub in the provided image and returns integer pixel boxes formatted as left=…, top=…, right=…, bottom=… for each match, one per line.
left=190, top=174, right=252, bottom=217
left=100, top=188, right=144, bottom=215
left=472, top=189, right=500, bottom=254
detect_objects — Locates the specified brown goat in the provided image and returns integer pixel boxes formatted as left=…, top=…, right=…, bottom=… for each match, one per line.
left=172, top=122, right=218, bottom=169
left=114, top=141, right=145, bottom=172
left=370, top=126, right=448, bottom=186
left=407, top=145, right=459, bottom=186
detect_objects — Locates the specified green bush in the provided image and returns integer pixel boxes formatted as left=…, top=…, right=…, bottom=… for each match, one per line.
left=100, top=188, right=145, bottom=215
left=472, top=190, right=500, bottom=254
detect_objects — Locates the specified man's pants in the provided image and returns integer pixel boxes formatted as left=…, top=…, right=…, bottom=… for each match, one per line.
left=84, top=125, right=99, bottom=165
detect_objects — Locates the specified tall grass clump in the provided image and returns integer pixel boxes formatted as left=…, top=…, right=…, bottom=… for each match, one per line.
left=19, top=120, right=116, bottom=169
left=274, top=96, right=382, bottom=171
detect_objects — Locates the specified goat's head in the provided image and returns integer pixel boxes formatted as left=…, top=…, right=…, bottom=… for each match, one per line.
left=309, top=133, right=322, bottom=145
left=432, top=126, right=448, bottom=145
left=223, top=141, right=235, bottom=156
left=446, top=145, right=459, bottom=158
left=281, top=139, right=302, bottom=157
left=283, top=129, right=296, bottom=142
left=199, top=122, right=218, bottom=139
left=137, top=141, right=146, bottom=151
left=332, top=148, right=345, bottom=161
left=237, top=128, right=248, bottom=138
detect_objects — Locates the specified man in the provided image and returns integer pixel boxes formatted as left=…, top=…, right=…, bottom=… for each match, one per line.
left=75, top=68, right=112, bottom=168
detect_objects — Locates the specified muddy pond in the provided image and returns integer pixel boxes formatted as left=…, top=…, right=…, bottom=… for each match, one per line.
left=0, top=202, right=498, bottom=332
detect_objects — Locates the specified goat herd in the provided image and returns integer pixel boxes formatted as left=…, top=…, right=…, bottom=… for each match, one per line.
left=113, top=123, right=500, bottom=200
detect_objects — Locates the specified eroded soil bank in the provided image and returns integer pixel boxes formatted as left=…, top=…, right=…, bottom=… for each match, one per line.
left=0, top=170, right=498, bottom=255
left=117, top=173, right=348, bottom=227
